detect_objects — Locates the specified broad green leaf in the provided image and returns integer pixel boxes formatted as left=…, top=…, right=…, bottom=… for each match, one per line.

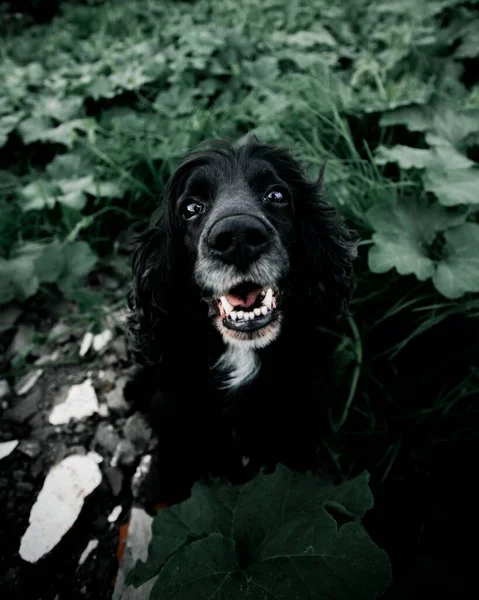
left=46, top=154, right=83, bottom=179
left=35, top=95, right=83, bottom=123
left=283, top=29, right=337, bottom=48
left=127, top=480, right=240, bottom=587
left=58, top=242, right=97, bottom=291
left=375, top=145, right=435, bottom=170
left=85, top=180, right=125, bottom=198
left=150, top=534, right=244, bottom=600
left=19, top=180, right=58, bottom=212
left=432, top=223, right=479, bottom=299
left=424, top=168, right=479, bottom=206
left=380, top=105, right=430, bottom=131
left=232, top=465, right=374, bottom=561
left=9, top=256, right=40, bottom=301
left=18, top=116, right=54, bottom=144
left=247, top=520, right=391, bottom=600
left=0, top=111, right=25, bottom=147
left=34, top=242, right=66, bottom=284
left=375, top=142, right=472, bottom=171
left=367, top=199, right=466, bottom=281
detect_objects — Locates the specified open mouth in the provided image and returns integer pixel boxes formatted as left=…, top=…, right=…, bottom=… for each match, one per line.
left=216, top=281, right=279, bottom=333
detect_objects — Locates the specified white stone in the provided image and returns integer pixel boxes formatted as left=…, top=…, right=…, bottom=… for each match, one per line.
left=49, top=379, right=99, bottom=425
left=92, top=330, right=113, bottom=353
left=0, top=440, right=19, bottom=460
left=79, top=332, right=94, bottom=357
left=19, top=455, right=102, bottom=563
left=14, top=369, right=43, bottom=396
left=86, top=451, right=103, bottom=464
left=108, top=505, right=123, bottom=523
left=78, top=539, right=99, bottom=566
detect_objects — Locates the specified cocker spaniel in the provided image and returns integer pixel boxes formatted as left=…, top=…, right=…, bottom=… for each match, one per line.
left=126, top=137, right=357, bottom=504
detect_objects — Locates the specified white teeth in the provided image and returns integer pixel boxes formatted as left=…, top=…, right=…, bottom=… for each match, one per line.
left=248, top=311, right=255, bottom=319
left=231, top=311, right=237, bottom=321
left=244, top=312, right=250, bottom=320
left=263, top=288, right=273, bottom=310
left=254, top=308, right=261, bottom=316
left=237, top=311, right=244, bottom=320
left=220, top=296, right=233, bottom=315
left=261, top=305, right=268, bottom=315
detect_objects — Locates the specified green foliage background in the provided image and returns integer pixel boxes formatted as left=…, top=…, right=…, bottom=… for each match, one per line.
left=1, top=0, right=478, bottom=594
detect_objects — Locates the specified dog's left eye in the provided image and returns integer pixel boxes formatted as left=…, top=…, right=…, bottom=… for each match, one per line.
left=181, top=200, right=205, bottom=220
left=264, top=189, right=288, bottom=205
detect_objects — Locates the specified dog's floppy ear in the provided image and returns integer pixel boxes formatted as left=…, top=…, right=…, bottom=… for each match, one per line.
left=127, top=212, right=177, bottom=365
left=294, top=162, right=358, bottom=317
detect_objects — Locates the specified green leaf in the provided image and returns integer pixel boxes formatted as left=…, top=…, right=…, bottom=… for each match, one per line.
left=432, top=224, right=479, bottom=299
left=232, top=465, right=374, bottom=562
left=57, top=241, right=97, bottom=291
left=9, top=256, right=40, bottom=301
left=18, top=116, right=54, bottom=144
left=149, top=534, right=244, bottom=600
left=246, top=520, right=391, bottom=600
left=375, top=145, right=435, bottom=170
left=34, top=242, right=66, bottom=284
left=19, top=180, right=58, bottom=212
left=46, top=154, right=84, bottom=179
left=380, top=105, right=431, bottom=131
left=375, top=142, right=472, bottom=171
left=127, top=480, right=240, bottom=587
left=144, top=468, right=390, bottom=600
left=424, top=168, right=479, bottom=206
left=0, top=111, right=25, bottom=147
left=367, top=199, right=466, bottom=281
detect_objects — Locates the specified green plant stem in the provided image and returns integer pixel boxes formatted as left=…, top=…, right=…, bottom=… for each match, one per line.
left=332, top=316, right=363, bottom=432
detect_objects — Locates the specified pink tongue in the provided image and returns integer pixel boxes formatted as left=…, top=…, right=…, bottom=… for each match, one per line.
left=225, top=288, right=262, bottom=308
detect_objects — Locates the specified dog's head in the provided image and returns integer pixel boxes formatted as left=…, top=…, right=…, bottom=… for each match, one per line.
left=128, top=138, right=357, bottom=383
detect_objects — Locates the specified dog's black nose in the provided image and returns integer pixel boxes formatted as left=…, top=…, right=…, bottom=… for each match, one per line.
left=208, top=215, right=270, bottom=269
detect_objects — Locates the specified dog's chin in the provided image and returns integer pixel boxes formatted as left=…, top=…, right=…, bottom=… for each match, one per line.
left=210, top=282, right=282, bottom=348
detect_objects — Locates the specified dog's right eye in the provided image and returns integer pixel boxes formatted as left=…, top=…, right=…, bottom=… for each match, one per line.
left=181, top=200, right=205, bottom=220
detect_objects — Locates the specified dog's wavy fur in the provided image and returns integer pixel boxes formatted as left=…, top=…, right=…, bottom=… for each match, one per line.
left=126, top=137, right=358, bottom=503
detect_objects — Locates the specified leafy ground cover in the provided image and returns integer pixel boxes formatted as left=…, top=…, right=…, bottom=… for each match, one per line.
left=1, top=0, right=478, bottom=597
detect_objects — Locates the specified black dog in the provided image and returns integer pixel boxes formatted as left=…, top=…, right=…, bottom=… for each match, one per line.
left=126, top=137, right=357, bottom=504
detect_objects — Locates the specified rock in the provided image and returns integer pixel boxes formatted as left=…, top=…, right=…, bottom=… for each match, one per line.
left=112, top=336, right=128, bottom=362
left=94, top=423, right=121, bottom=454
left=4, top=387, right=42, bottom=424
left=0, top=304, right=22, bottom=332
left=49, top=379, right=99, bottom=425
left=0, top=440, right=19, bottom=460
left=0, top=379, right=11, bottom=400
left=86, top=451, right=103, bottom=464
left=112, top=507, right=157, bottom=600
left=14, top=369, right=43, bottom=396
left=131, top=455, right=153, bottom=499
left=19, top=455, right=102, bottom=563
left=67, top=445, right=87, bottom=457
left=105, top=377, right=129, bottom=414
left=48, top=322, right=71, bottom=344
left=78, top=539, right=99, bottom=567
left=98, top=403, right=109, bottom=418
left=104, top=466, right=123, bottom=497
left=18, top=439, right=41, bottom=458
left=35, top=349, right=60, bottom=366
left=112, top=439, right=137, bottom=467
left=107, top=505, right=123, bottom=523
left=103, top=353, right=118, bottom=366
left=8, top=324, right=35, bottom=358
left=123, top=413, right=153, bottom=450
left=92, top=330, right=113, bottom=353
left=79, top=332, right=94, bottom=357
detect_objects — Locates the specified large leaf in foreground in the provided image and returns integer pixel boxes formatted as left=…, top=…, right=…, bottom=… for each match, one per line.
left=127, top=481, right=240, bottom=587
left=134, top=466, right=391, bottom=599
left=367, top=199, right=465, bottom=281
left=432, top=224, right=479, bottom=299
